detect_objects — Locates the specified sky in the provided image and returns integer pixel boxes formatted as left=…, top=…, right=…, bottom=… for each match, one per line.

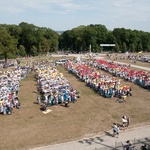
left=0, top=0, right=150, bottom=32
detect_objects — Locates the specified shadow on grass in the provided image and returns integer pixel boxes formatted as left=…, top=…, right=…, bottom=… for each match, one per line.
left=112, top=122, right=123, bottom=127
left=40, top=107, right=46, bottom=111
left=33, top=102, right=38, bottom=105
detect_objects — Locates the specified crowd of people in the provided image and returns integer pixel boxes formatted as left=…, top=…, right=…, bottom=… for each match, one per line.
left=0, top=66, right=28, bottom=115
left=35, top=61, right=80, bottom=109
left=65, top=60, right=132, bottom=99
left=125, top=53, right=150, bottom=63
left=1, top=56, right=149, bottom=114
left=137, top=55, right=150, bottom=63
left=0, top=59, right=80, bottom=114
left=1, top=56, right=149, bottom=150
left=88, top=59, right=150, bottom=90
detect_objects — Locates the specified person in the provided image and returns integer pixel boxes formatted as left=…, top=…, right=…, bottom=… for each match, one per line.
left=122, top=115, right=130, bottom=127
left=37, top=95, right=41, bottom=105
left=65, top=100, right=69, bottom=108
left=113, top=123, right=119, bottom=138
left=141, top=144, right=148, bottom=150
left=15, top=97, right=21, bottom=109
left=42, top=102, right=47, bottom=111
left=122, top=140, right=133, bottom=150
left=126, top=117, right=130, bottom=127
left=6, top=99, right=12, bottom=115
left=122, top=115, right=128, bottom=127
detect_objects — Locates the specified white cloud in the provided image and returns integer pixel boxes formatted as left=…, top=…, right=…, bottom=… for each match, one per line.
left=0, top=0, right=85, bottom=13
left=0, top=0, right=150, bottom=31
left=109, top=0, right=150, bottom=22
left=113, top=2, right=121, bottom=7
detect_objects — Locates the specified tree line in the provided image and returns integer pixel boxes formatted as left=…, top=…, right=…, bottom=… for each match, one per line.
left=0, top=22, right=59, bottom=62
left=0, top=22, right=150, bottom=62
left=59, top=24, right=150, bottom=53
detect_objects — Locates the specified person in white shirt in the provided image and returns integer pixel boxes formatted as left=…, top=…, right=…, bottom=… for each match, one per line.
left=113, top=123, right=119, bottom=138
left=122, top=114, right=131, bottom=128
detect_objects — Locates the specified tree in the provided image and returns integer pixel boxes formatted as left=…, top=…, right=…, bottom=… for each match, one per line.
left=30, top=46, right=38, bottom=56
left=7, top=24, right=22, bottom=39
left=82, top=26, right=97, bottom=52
left=1, top=22, right=149, bottom=57
left=122, top=42, right=127, bottom=53
left=43, top=28, right=59, bottom=52
left=18, top=45, right=26, bottom=56
left=19, top=22, right=38, bottom=55
left=130, top=43, right=135, bottom=52
left=72, top=26, right=86, bottom=52
left=115, top=43, right=120, bottom=52
left=40, top=37, right=50, bottom=53
left=140, top=32, right=150, bottom=51
left=0, top=29, right=17, bottom=64
left=137, top=43, right=143, bottom=52
left=59, top=24, right=108, bottom=53
left=106, top=31, right=116, bottom=44
left=146, top=44, right=150, bottom=52
left=94, top=24, right=108, bottom=51
left=113, top=28, right=123, bottom=47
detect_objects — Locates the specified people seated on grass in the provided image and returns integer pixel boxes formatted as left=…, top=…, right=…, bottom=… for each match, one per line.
left=35, top=63, right=79, bottom=107
left=0, top=95, right=21, bottom=115
left=91, top=59, right=150, bottom=89
left=0, top=67, right=25, bottom=115
left=65, top=61, right=132, bottom=99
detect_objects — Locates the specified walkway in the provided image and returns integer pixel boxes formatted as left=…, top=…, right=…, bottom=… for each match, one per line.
left=52, top=53, right=150, bottom=71
left=31, top=125, right=150, bottom=150
left=114, top=61, right=150, bottom=71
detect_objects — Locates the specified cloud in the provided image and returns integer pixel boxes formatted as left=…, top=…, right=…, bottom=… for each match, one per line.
left=0, top=0, right=108, bottom=14
left=0, top=0, right=85, bottom=13
left=113, top=2, right=121, bottom=7
left=110, top=0, right=150, bottom=21
left=0, top=0, right=150, bottom=31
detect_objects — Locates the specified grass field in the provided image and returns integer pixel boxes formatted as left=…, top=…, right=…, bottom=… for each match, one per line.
left=0, top=56, right=150, bottom=150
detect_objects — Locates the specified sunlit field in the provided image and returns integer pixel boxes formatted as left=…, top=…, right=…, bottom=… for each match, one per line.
left=0, top=54, right=150, bottom=150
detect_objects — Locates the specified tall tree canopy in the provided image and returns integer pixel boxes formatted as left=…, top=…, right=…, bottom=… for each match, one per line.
left=60, top=25, right=150, bottom=53
left=0, top=22, right=59, bottom=60
left=0, top=22, right=150, bottom=61
left=0, top=28, right=17, bottom=63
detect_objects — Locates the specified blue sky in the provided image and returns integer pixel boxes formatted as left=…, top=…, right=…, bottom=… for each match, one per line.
left=0, top=0, right=150, bottom=32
